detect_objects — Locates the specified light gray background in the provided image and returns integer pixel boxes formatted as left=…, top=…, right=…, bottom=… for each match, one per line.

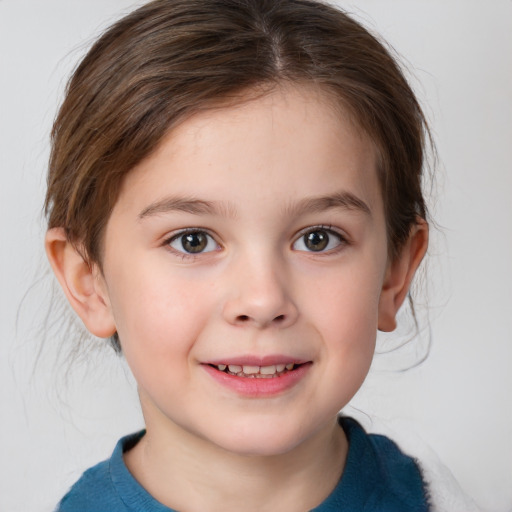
left=1, top=1, right=511, bottom=511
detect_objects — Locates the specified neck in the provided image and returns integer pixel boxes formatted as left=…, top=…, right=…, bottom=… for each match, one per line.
left=125, top=415, right=347, bottom=512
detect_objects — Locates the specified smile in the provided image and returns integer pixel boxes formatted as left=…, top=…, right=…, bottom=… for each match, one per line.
left=210, top=363, right=297, bottom=379
left=203, top=360, right=311, bottom=397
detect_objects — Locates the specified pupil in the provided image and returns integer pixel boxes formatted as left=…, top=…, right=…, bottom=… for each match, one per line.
left=182, top=232, right=207, bottom=253
left=305, top=230, right=328, bottom=251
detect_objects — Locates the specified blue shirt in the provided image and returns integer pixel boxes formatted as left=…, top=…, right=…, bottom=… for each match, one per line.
left=56, top=417, right=430, bottom=511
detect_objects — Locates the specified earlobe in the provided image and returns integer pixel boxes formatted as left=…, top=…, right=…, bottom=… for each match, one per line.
left=45, top=228, right=117, bottom=338
left=378, top=219, right=429, bottom=332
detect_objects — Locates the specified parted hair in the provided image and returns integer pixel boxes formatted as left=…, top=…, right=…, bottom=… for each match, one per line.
left=45, top=0, right=431, bottom=267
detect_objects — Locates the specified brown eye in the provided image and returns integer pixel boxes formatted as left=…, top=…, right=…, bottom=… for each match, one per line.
left=304, top=230, right=329, bottom=251
left=182, top=232, right=207, bottom=253
left=293, top=228, right=344, bottom=253
left=169, top=230, right=218, bottom=254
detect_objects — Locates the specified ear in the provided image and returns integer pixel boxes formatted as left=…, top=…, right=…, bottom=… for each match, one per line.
left=45, top=228, right=117, bottom=338
left=378, top=219, right=429, bottom=332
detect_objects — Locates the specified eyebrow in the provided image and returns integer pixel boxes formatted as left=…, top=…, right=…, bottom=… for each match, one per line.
left=138, top=191, right=371, bottom=220
left=285, top=191, right=371, bottom=217
left=138, top=196, right=236, bottom=219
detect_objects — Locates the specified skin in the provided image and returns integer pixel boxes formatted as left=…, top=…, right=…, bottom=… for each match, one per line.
left=46, top=85, right=428, bottom=512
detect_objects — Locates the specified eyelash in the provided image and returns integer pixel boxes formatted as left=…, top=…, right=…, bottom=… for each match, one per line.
left=164, top=228, right=220, bottom=259
left=163, top=224, right=349, bottom=259
left=292, top=225, right=349, bottom=254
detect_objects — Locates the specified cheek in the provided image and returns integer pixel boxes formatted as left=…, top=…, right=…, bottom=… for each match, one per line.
left=298, top=255, right=384, bottom=388
left=300, top=259, right=383, bottom=334
left=107, top=268, right=216, bottom=362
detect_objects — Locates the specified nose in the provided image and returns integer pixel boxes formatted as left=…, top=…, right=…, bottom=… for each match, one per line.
left=222, top=253, right=299, bottom=329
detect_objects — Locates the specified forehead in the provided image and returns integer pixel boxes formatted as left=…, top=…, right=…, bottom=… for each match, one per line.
left=114, top=84, right=381, bottom=217
left=169, top=84, right=372, bottom=160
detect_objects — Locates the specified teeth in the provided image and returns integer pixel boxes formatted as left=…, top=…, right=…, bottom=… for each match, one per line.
left=217, top=362, right=299, bottom=376
left=260, top=365, right=276, bottom=375
left=242, top=365, right=259, bottom=374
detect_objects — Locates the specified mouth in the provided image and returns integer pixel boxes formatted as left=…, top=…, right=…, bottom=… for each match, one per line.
left=207, top=362, right=304, bottom=379
left=202, top=359, right=311, bottom=397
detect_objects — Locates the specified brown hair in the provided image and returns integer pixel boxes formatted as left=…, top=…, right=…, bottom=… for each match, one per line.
left=45, top=0, right=432, bottom=349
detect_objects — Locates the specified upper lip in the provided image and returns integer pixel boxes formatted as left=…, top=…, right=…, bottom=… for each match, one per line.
left=204, top=355, right=310, bottom=367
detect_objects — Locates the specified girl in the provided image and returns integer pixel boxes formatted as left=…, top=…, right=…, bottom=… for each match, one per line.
left=44, top=0, right=432, bottom=510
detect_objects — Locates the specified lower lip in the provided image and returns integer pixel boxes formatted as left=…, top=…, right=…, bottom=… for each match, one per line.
left=202, top=363, right=311, bottom=398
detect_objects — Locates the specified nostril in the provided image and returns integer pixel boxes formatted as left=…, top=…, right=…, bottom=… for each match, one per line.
left=233, top=313, right=289, bottom=326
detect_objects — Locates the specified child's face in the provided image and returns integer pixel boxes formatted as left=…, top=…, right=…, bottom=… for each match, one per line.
left=99, top=86, right=391, bottom=455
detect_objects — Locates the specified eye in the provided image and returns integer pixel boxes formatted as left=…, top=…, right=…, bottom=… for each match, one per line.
left=168, top=230, right=219, bottom=254
left=293, top=227, right=345, bottom=253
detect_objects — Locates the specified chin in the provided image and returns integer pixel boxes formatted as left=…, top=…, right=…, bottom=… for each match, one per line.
left=205, top=419, right=315, bottom=458
left=219, top=436, right=300, bottom=458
